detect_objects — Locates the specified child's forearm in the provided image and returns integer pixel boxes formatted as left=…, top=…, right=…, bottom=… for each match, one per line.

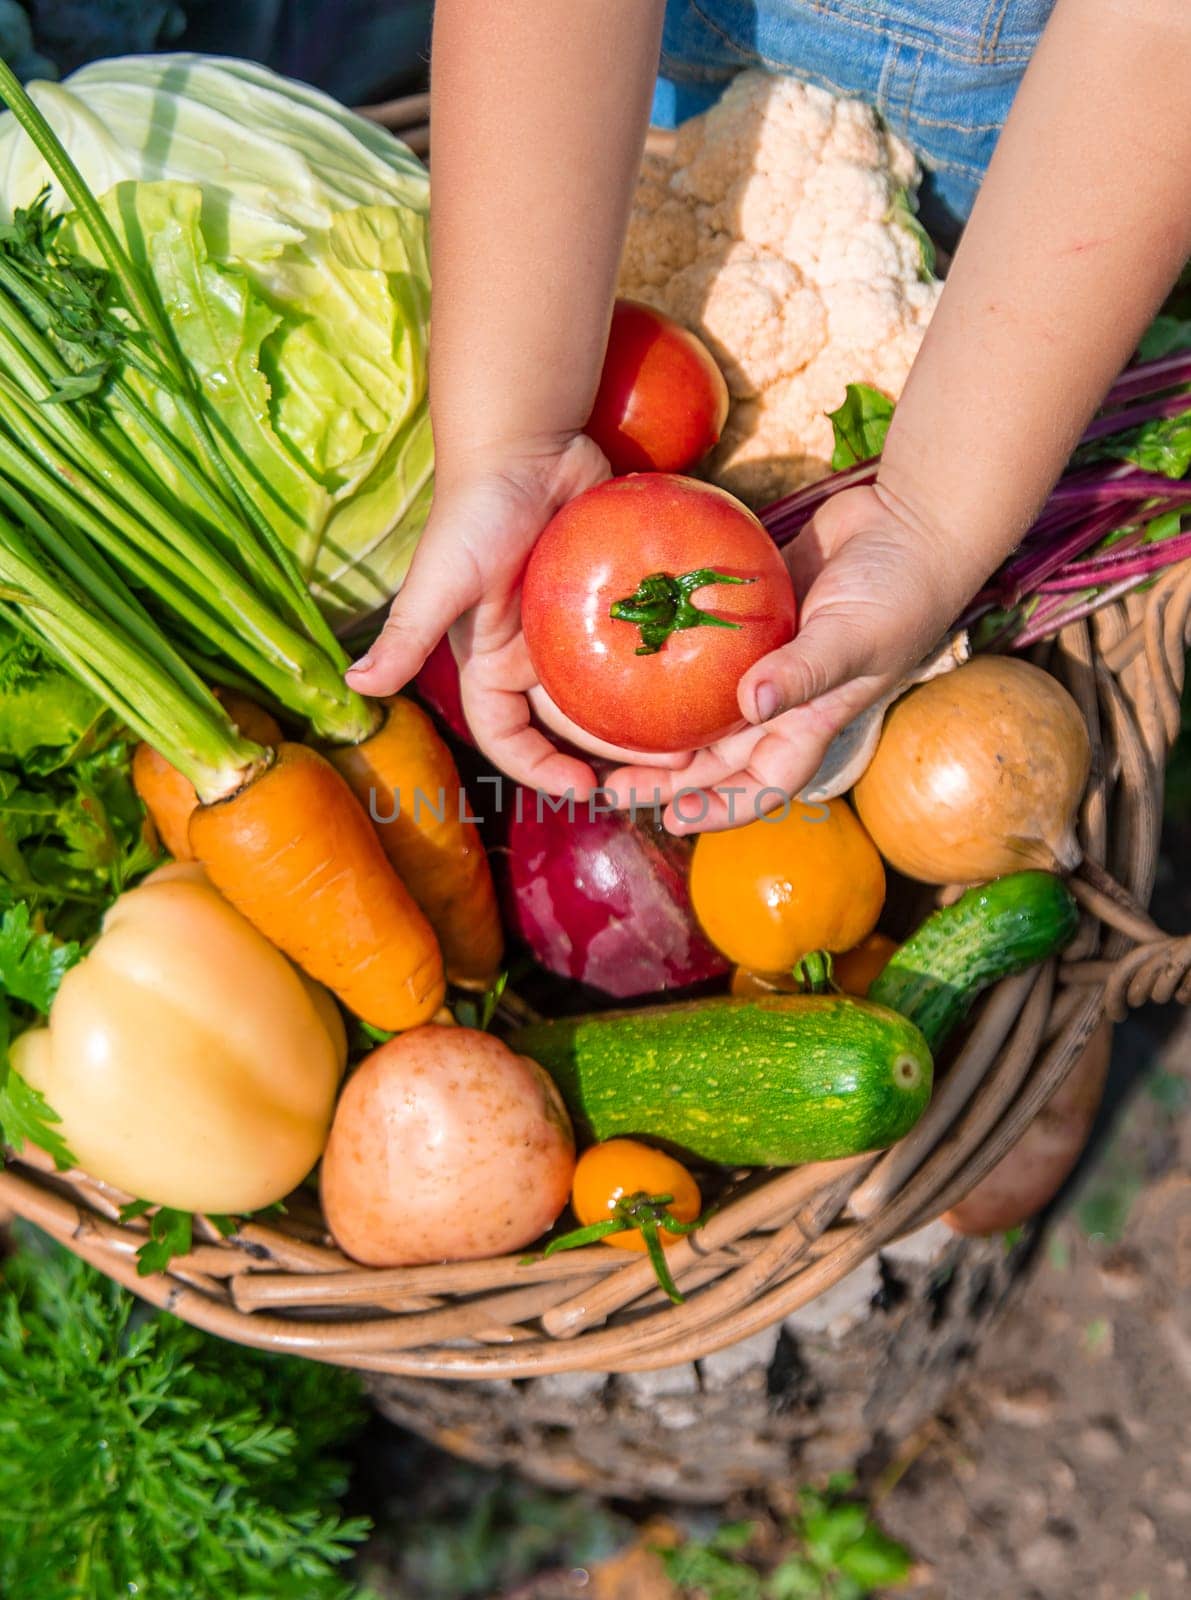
left=429, top=0, right=665, bottom=479
left=879, top=0, right=1191, bottom=600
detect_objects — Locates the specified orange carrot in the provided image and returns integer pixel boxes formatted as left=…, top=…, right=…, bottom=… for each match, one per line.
left=188, top=742, right=445, bottom=1030
left=330, top=696, right=503, bottom=989
left=133, top=693, right=283, bottom=861
left=132, top=742, right=198, bottom=859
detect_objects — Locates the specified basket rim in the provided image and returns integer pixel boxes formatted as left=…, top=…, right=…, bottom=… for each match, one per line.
left=4, top=559, right=1189, bottom=1378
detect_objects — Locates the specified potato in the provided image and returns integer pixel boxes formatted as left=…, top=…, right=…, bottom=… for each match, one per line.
left=320, top=1025, right=576, bottom=1266
left=943, top=1020, right=1111, bottom=1236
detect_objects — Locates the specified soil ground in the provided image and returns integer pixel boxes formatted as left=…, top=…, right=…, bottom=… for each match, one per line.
left=354, top=997, right=1191, bottom=1600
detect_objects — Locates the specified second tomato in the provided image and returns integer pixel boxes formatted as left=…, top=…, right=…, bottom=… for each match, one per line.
left=521, top=474, right=797, bottom=753
left=586, top=299, right=730, bottom=475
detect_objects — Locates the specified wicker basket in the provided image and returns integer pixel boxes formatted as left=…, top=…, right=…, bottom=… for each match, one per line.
left=2, top=94, right=1189, bottom=1425
left=3, top=562, right=1189, bottom=1386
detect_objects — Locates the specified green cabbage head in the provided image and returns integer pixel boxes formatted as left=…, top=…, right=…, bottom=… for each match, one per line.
left=0, top=53, right=433, bottom=628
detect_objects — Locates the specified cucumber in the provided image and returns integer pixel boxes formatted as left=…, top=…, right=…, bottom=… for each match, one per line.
left=868, top=870, right=1079, bottom=1053
left=511, top=994, right=932, bottom=1167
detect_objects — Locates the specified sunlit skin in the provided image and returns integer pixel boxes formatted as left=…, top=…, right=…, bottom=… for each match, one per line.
left=348, top=0, right=1191, bottom=835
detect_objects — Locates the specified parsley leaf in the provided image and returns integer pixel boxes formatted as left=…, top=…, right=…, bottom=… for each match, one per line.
left=0, top=903, right=80, bottom=1166
left=0, top=901, right=79, bottom=1010
left=0, top=1235, right=371, bottom=1599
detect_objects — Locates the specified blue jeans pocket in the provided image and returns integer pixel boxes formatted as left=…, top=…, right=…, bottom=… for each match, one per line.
left=656, top=0, right=1055, bottom=226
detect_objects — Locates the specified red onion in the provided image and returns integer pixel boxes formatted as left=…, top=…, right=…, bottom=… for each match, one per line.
left=505, top=799, right=728, bottom=997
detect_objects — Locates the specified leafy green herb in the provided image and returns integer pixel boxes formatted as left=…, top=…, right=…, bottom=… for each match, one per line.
left=827, top=384, right=895, bottom=470
left=1137, top=315, right=1191, bottom=361
left=452, top=970, right=508, bottom=1032
left=661, top=1522, right=764, bottom=1600
left=661, top=1478, right=911, bottom=1600
left=0, top=622, right=159, bottom=943
left=0, top=900, right=78, bottom=1010
left=118, top=1200, right=239, bottom=1276
left=0, top=624, right=158, bottom=1164
left=0, top=901, right=80, bottom=1164
left=0, top=1233, right=372, bottom=1600
left=887, top=189, right=936, bottom=283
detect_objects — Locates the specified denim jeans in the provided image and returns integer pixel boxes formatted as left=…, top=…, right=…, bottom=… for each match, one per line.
left=653, top=0, right=1055, bottom=234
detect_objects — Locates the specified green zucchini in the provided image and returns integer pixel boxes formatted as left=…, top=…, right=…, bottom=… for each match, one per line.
left=511, top=994, right=932, bottom=1168
left=868, top=870, right=1079, bottom=1053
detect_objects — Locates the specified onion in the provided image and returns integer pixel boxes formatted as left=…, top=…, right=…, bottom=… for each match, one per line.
left=851, top=657, right=1091, bottom=885
left=505, top=800, right=728, bottom=997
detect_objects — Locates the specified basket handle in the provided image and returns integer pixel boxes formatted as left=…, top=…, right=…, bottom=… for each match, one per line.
left=1066, top=861, right=1190, bottom=1019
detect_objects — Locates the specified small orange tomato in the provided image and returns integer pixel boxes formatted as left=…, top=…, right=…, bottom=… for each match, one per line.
left=691, top=796, right=885, bottom=972
left=571, top=1139, right=701, bottom=1253
left=832, top=933, right=898, bottom=996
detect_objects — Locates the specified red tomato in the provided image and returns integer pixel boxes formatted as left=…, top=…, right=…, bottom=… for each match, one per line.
left=521, top=474, right=797, bottom=753
left=586, top=300, right=730, bottom=475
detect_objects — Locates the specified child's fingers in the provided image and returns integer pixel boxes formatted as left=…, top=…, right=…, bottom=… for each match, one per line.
left=737, top=605, right=879, bottom=727
left=526, top=685, right=695, bottom=771
left=461, top=673, right=599, bottom=799
left=663, top=708, right=839, bottom=835
left=346, top=544, right=485, bottom=696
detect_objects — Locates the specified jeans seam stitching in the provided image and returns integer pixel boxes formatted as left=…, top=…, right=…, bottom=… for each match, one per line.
left=921, top=151, right=987, bottom=176
left=907, top=109, right=1009, bottom=132
left=984, top=0, right=1013, bottom=62
left=687, top=0, right=1035, bottom=66
left=812, top=0, right=1034, bottom=61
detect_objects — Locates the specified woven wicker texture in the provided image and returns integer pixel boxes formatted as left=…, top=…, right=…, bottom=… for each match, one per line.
left=3, top=559, right=1188, bottom=1378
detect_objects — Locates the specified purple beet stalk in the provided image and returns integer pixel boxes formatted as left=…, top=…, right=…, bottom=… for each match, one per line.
left=761, top=349, right=1191, bottom=643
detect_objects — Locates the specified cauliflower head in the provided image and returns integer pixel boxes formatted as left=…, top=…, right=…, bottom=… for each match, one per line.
left=618, top=73, right=941, bottom=504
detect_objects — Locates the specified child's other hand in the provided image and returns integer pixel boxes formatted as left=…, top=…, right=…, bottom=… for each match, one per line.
left=345, top=435, right=688, bottom=794
left=606, top=483, right=967, bottom=833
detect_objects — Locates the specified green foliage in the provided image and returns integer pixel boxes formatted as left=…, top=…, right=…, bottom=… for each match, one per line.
left=886, top=189, right=936, bottom=283
left=1083, top=410, right=1191, bottom=480
left=0, top=620, right=158, bottom=1162
left=0, top=901, right=80, bottom=1163
left=117, top=1200, right=238, bottom=1276
left=827, top=385, right=895, bottom=470
left=1137, top=315, right=1191, bottom=361
left=660, top=1478, right=912, bottom=1600
left=0, top=622, right=158, bottom=943
left=361, top=1458, right=627, bottom=1599
left=0, top=1234, right=372, bottom=1600
left=662, top=1522, right=765, bottom=1600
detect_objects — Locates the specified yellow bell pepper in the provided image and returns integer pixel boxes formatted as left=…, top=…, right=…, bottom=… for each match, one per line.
left=14, top=862, right=346, bottom=1214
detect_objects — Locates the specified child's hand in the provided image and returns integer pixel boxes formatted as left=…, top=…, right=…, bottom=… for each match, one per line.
left=345, top=435, right=688, bottom=794
left=607, top=483, right=968, bottom=833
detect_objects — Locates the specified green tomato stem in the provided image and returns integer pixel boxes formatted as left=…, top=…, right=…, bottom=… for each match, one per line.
left=609, top=568, right=755, bottom=655
left=791, top=951, right=839, bottom=994
left=530, top=1189, right=708, bottom=1305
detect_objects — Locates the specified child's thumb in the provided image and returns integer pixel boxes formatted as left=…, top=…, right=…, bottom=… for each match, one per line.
left=345, top=557, right=482, bottom=697
left=736, top=608, right=874, bottom=725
